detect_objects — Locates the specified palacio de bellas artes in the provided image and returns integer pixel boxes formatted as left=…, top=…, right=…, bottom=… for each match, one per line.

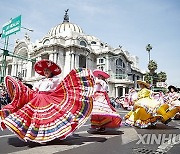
left=0, top=10, right=143, bottom=98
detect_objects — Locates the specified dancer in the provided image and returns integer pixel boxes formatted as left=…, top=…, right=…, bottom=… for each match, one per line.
left=120, top=87, right=138, bottom=110
left=90, top=69, right=122, bottom=132
left=0, top=59, right=94, bottom=143
left=124, top=80, right=162, bottom=128
left=152, top=91, right=165, bottom=105
left=125, top=81, right=180, bottom=128
left=158, top=85, right=180, bottom=121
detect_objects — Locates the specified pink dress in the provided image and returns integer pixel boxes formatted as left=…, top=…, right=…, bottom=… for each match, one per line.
left=121, top=89, right=138, bottom=110
left=91, top=79, right=122, bottom=129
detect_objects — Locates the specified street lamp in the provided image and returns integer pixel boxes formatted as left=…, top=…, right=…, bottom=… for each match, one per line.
left=146, top=44, right=153, bottom=90
left=146, top=44, right=152, bottom=62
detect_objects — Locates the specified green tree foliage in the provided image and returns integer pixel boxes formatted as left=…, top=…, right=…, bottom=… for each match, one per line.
left=148, top=60, right=157, bottom=74
left=157, top=71, right=167, bottom=82
left=144, top=72, right=151, bottom=84
left=144, top=72, right=158, bottom=85
left=145, top=61, right=167, bottom=88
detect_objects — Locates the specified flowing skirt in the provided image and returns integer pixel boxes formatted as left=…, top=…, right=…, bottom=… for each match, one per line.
left=124, top=97, right=162, bottom=128
left=91, top=91, right=122, bottom=129
left=0, top=68, right=94, bottom=143
left=124, top=97, right=179, bottom=128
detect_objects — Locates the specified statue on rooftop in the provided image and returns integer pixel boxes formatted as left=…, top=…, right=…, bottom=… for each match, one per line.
left=63, top=9, right=69, bottom=22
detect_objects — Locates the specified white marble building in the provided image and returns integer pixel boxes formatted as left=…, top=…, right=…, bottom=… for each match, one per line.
left=0, top=11, right=143, bottom=98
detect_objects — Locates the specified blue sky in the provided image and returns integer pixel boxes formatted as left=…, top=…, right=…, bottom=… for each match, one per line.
left=0, top=0, right=180, bottom=87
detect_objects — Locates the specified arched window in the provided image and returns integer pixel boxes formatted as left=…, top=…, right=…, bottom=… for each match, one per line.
left=80, top=41, right=87, bottom=47
left=116, top=58, right=122, bottom=66
left=115, top=58, right=126, bottom=79
left=116, top=58, right=125, bottom=68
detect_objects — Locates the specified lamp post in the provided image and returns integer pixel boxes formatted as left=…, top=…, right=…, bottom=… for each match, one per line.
left=146, top=44, right=153, bottom=90
left=146, top=44, right=152, bottom=62
left=0, top=36, right=9, bottom=82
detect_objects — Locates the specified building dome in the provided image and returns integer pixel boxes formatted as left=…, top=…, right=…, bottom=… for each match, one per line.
left=48, top=9, right=83, bottom=37
left=48, top=22, right=84, bottom=37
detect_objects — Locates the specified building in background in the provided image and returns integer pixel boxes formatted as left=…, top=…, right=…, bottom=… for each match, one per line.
left=0, top=11, right=143, bottom=98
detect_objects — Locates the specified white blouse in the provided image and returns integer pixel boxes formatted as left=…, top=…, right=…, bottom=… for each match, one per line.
left=33, top=77, right=60, bottom=92
left=94, top=79, right=108, bottom=92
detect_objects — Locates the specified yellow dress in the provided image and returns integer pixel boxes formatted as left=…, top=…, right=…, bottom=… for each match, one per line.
left=124, top=88, right=161, bottom=128
left=157, top=92, right=180, bottom=123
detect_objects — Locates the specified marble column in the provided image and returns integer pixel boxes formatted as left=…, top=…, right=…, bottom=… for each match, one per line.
left=75, top=54, right=79, bottom=68
left=26, top=61, right=32, bottom=78
left=14, top=63, right=17, bottom=76
left=11, top=63, right=15, bottom=76
left=106, top=56, right=109, bottom=73
left=71, top=53, right=75, bottom=69
left=18, top=61, right=22, bottom=74
left=64, top=51, right=71, bottom=76
left=54, top=53, right=57, bottom=63
left=123, top=87, right=126, bottom=96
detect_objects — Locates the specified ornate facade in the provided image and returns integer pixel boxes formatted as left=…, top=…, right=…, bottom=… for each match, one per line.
left=0, top=11, right=143, bottom=98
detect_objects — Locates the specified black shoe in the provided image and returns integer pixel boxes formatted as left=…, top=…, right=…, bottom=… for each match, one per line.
left=97, top=128, right=106, bottom=132
left=163, top=118, right=172, bottom=125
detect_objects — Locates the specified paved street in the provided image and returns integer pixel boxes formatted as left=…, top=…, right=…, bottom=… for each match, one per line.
left=0, top=109, right=179, bottom=154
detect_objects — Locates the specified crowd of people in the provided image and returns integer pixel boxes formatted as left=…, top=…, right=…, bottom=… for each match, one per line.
left=0, top=59, right=179, bottom=144
left=114, top=86, right=180, bottom=114
left=0, top=85, right=11, bottom=109
left=121, top=82, right=180, bottom=128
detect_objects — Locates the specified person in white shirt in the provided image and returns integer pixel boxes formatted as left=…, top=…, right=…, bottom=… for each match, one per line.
left=90, top=69, right=122, bottom=132
left=0, top=59, right=94, bottom=143
left=33, top=68, right=60, bottom=92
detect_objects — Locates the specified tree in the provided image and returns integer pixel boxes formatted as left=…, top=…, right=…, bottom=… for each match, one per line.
left=148, top=60, right=157, bottom=74
left=144, top=60, right=167, bottom=89
left=144, top=72, right=151, bottom=84
left=144, top=72, right=158, bottom=85
left=158, top=71, right=167, bottom=82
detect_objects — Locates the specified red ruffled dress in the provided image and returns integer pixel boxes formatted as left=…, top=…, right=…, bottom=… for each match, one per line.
left=0, top=68, right=94, bottom=143
left=90, top=79, right=122, bottom=129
